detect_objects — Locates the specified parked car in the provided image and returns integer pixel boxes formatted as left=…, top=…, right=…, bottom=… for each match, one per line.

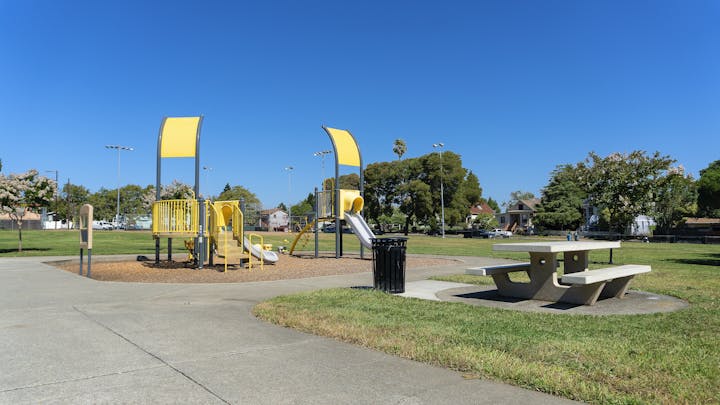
left=489, top=228, right=512, bottom=238
left=92, top=221, right=113, bottom=230
left=472, top=230, right=492, bottom=238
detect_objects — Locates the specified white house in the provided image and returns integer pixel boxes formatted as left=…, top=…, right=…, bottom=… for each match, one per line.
left=260, top=209, right=288, bottom=231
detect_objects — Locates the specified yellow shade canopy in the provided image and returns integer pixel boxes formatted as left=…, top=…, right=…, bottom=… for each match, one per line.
left=324, top=127, right=360, bottom=167
left=160, top=117, right=202, bottom=158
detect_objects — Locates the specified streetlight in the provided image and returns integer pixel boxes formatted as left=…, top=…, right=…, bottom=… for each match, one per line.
left=432, top=142, right=445, bottom=238
left=284, top=166, right=294, bottom=232
left=202, top=166, right=213, bottom=198
left=105, top=145, right=134, bottom=228
left=313, top=150, right=332, bottom=190
left=45, top=170, right=58, bottom=229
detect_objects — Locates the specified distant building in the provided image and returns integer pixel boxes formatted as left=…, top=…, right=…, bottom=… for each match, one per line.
left=0, top=208, right=42, bottom=230
left=466, top=202, right=495, bottom=228
left=496, top=198, right=540, bottom=233
left=631, top=215, right=655, bottom=236
left=260, top=208, right=288, bottom=231
left=674, top=218, right=720, bottom=236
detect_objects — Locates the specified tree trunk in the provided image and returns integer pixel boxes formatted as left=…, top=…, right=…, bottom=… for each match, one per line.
left=17, top=220, right=23, bottom=252
left=403, top=216, right=411, bottom=236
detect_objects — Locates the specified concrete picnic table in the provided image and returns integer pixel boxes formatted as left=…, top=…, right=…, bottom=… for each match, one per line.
left=467, top=241, right=650, bottom=305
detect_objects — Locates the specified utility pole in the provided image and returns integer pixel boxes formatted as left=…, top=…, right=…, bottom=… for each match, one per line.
left=284, top=166, right=294, bottom=232
left=433, top=143, right=445, bottom=238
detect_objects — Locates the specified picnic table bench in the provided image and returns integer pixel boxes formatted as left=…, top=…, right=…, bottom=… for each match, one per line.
left=466, top=241, right=651, bottom=306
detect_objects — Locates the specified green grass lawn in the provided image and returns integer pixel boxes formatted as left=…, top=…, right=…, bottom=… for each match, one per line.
left=0, top=229, right=159, bottom=256
left=253, top=238, right=720, bottom=404
left=3, top=230, right=719, bottom=403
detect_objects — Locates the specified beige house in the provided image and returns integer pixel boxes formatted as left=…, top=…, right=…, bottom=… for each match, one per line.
left=496, top=198, right=540, bottom=233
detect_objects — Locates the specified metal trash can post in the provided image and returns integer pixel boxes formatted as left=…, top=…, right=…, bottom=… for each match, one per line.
left=371, top=237, right=408, bottom=293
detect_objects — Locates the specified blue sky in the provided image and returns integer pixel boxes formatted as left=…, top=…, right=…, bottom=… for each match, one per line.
left=1, top=0, right=718, bottom=209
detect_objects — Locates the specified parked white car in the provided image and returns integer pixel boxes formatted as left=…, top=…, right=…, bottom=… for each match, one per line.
left=92, top=221, right=113, bottom=230
left=489, top=228, right=512, bottom=238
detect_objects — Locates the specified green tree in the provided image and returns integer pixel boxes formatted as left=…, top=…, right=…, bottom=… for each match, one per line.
left=338, top=173, right=360, bottom=190
left=364, top=161, right=402, bottom=225
left=486, top=197, right=500, bottom=212
left=534, top=165, right=586, bottom=230
left=58, top=182, right=90, bottom=226
left=473, top=212, right=498, bottom=230
left=577, top=151, right=674, bottom=235
left=456, top=171, right=482, bottom=209
left=217, top=185, right=260, bottom=206
left=87, top=188, right=116, bottom=221
left=291, top=193, right=316, bottom=225
left=697, top=160, right=720, bottom=218
left=652, top=166, right=697, bottom=232
left=398, top=179, right=433, bottom=234
left=424, top=151, right=466, bottom=228
left=393, top=139, right=407, bottom=160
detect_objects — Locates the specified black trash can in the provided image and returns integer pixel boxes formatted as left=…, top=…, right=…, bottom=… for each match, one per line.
left=371, top=237, right=408, bottom=293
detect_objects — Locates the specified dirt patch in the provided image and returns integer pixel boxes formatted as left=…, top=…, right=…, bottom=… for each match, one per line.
left=53, top=254, right=455, bottom=284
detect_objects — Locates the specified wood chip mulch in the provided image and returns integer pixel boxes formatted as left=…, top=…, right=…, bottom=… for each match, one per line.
left=53, top=254, right=455, bottom=284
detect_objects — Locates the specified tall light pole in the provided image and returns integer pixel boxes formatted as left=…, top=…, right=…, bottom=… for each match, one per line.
left=105, top=145, right=134, bottom=228
left=433, top=143, right=445, bottom=238
left=284, top=166, right=294, bottom=232
left=202, top=166, right=213, bottom=198
left=45, top=170, right=58, bottom=229
left=313, top=150, right=332, bottom=190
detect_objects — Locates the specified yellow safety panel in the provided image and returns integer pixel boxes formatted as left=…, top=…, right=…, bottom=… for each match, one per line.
left=338, top=189, right=363, bottom=219
left=325, top=127, right=360, bottom=167
left=160, top=117, right=201, bottom=158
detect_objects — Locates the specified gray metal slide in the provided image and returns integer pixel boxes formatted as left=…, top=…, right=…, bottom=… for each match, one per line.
left=243, top=237, right=279, bottom=263
left=344, top=212, right=376, bottom=249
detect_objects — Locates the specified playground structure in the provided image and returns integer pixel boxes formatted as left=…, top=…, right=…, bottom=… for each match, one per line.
left=289, top=126, right=376, bottom=258
left=151, top=116, right=278, bottom=269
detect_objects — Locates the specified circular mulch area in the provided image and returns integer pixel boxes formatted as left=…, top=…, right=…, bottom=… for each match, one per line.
left=53, top=254, right=455, bottom=283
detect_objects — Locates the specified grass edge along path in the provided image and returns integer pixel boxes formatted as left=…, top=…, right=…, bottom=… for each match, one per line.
left=254, top=241, right=720, bottom=405
left=254, top=289, right=715, bottom=404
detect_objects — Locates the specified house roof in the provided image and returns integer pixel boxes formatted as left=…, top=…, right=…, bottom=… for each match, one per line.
left=685, top=217, right=720, bottom=225
left=470, top=202, right=494, bottom=215
left=260, top=208, right=284, bottom=215
left=520, top=198, right=541, bottom=210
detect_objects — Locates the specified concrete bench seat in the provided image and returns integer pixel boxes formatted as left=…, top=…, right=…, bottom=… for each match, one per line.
left=561, top=265, right=651, bottom=285
left=561, top=264, right=651, bottom=300
left=466, top=262, right=531, bottom=276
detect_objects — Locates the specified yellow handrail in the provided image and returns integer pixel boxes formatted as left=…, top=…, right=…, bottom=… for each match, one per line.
left=247, top=233, right=264, bottom=271
left=152, top=199, right=201, bottom=236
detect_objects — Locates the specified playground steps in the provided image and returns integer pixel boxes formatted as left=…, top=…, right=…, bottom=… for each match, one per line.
left=214, top=230, right=243, bottom=259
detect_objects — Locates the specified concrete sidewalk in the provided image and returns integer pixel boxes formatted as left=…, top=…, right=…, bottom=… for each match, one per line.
left=0, top=255, right=579, bottom=404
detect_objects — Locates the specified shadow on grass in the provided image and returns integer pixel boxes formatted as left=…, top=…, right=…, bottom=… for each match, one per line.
left=666, top=253, right=720, bottom=267
left=0, top=248, right=51, bottom=254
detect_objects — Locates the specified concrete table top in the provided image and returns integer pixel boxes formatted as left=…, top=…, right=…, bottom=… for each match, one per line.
left=492, top=241, right=621, bottom=253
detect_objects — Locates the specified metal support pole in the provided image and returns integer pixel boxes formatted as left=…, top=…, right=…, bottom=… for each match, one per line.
left=197, top=198, right=206, bottom=269
left=87, top=249, right=92, bottom=278
left=314, top=187, right=319, bottom=258
left=168, top=238, right=172, bottom=261
left=79, top=248, right=83, bottom=275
